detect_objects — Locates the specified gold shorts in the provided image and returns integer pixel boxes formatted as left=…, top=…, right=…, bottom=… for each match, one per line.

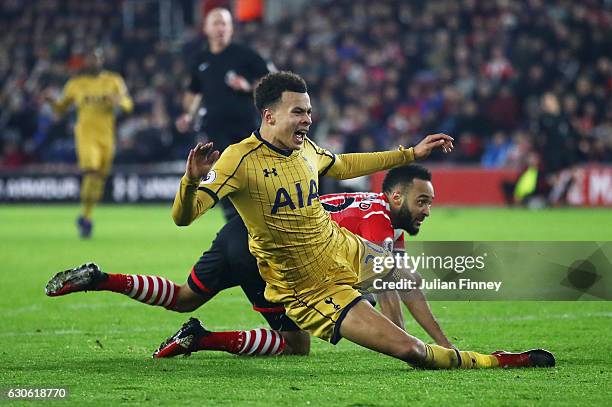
left=265, top=228, right=395, bottom=343
left=76, top=137, right=114, bottom=175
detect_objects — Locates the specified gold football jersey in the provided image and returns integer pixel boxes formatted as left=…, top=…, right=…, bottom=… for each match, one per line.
left=173, top=131, right=414, bottom=290
left=54, top=71, right=133, bottom=143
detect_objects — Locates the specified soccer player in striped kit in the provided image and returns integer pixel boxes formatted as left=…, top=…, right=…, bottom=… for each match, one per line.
left=45, top=165, right=452, bottom=357
left=48, top=72, right=554, bottom=368
left=167, top=72, right=554, bottom=368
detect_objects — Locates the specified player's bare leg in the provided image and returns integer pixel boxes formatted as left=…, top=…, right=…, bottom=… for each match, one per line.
left=340, top=300, right=427, bottom=363
left=339, top=300, right=554, bottom=369
left=171, top=284, right=208, bottom=312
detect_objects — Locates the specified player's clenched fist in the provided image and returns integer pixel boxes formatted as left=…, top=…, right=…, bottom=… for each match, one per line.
left=413, top=133, right=454, bottom=160
left=185, top=142, right=220, bottom=181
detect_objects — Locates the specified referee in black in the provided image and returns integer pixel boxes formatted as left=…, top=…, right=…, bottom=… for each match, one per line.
left=177, top=7, right=273, bottom=220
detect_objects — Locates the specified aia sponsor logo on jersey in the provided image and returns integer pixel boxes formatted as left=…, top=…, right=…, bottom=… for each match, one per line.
left=271, top=179, right=319, bottom=214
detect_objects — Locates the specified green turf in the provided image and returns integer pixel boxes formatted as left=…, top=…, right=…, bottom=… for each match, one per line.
left=0, top=205, right=610, bottom=406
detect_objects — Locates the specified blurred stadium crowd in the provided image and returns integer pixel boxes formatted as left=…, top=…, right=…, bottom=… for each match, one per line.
left=1, top=0, right=610, bottom=174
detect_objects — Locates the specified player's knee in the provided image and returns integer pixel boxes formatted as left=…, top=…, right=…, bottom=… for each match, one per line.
left=390, top=337, right=426, bottom=363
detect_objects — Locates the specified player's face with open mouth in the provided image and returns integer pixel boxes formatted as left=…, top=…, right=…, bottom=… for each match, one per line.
left=394, top=179, right=434, bottom=235
left=272, top=91, right=312, bottom=150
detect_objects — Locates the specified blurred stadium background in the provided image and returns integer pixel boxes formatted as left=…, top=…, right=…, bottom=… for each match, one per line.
left=1, top=0, right=610, bottom=206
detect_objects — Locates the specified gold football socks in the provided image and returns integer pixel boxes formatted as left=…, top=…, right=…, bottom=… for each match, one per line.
left=423, top=344, right=499, bottom=369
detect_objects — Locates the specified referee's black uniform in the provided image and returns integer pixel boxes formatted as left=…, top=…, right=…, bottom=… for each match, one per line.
left=188, top=42, right=271, bottom=219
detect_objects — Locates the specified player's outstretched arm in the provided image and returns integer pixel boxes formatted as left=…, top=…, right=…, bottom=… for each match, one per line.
left=376, top=290, right=406, bottom=331
left=398, top=285, right=454, bottom=349
left=172, top=142, right=220, bottom=226
left=376, top=282, right=453, bottom=348
left=380, top=268, right=454, bottom=348
left=413, top=133, right=454, bottom=159
left=323, top=133, right=454, bottom=180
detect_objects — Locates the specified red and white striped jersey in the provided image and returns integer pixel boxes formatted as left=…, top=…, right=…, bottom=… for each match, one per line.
left=320, top=192, right=405, bottom=252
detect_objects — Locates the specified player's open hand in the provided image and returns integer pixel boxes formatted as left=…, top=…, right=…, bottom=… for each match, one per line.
left=413, top=133, right=454, bottom=160
left=185, top=142, right=220, bottom=181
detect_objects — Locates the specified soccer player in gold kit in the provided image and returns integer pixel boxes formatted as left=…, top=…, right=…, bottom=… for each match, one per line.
left=51, top=49, right=133, bottom=238
left=171, top=72, right=554, bottom=369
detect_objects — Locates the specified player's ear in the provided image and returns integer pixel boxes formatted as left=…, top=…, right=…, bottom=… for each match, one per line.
left=263, top=108, right=275, bottom=125
left=391, top=189, right=403, bottom=206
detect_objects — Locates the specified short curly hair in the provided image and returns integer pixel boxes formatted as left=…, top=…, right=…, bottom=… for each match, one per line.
left=382, top=164, right=432, bottom=194
left=254, top=71, right=308, bottom=113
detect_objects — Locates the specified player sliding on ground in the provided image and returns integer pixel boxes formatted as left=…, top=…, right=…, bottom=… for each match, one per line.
left=151, top=165, right=457, bottom=358
left=46, top=165, right=456, bottom=357
left=167, top=72, right=554, bottom=369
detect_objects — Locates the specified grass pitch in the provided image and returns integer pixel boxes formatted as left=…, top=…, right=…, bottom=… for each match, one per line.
left=0, top=205, right=611, bottom=406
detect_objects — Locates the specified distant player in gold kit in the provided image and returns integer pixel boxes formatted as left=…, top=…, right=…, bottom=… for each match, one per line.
left=171, top=72, right=554, bottom=369
left=51, top=49, right=133, bottom=238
